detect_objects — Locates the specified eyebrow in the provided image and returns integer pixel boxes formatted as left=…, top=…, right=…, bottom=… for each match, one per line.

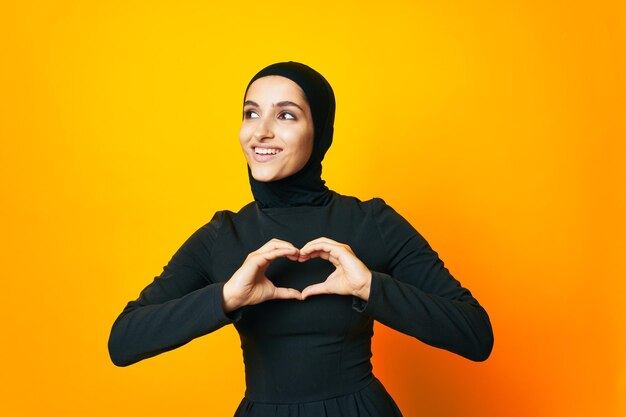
left=244, top=100, right=305, bottom=112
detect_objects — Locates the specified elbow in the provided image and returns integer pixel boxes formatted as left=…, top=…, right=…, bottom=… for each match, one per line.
left=469, top=329, right=494, bottom=362
left=108, top=333, right=132, bottom=367
left=468, top=308, right=494, bottom=362
left=110, top=355, right=132, bottom=368
left=108, top=321, right=136, bottom=367
left=108, top=348, right=133, bottom=368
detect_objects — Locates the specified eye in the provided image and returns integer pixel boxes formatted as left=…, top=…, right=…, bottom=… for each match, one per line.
left=244, top=109, right=259, bottom=119
left=278, top=112, right=296, bottom=120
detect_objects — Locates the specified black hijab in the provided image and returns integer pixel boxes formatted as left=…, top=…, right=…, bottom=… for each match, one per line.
left=242, top=61, right=335, bottom=209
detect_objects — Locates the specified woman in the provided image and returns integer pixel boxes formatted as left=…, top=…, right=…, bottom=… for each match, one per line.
left=108, top=61, right=494, bottom=416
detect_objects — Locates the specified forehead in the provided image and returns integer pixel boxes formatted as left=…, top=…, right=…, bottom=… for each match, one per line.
left=245, top=76, right=308, bottom=104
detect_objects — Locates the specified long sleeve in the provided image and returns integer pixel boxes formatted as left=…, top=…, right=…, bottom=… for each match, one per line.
left=108, top=211, right=243, bottom=367
left=352, top=198, right=494, bottom=362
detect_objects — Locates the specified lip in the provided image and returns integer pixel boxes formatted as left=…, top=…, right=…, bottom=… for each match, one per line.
left=253, top=152, right=280, bottom=163
left=252, top=147, right=283, bottom=163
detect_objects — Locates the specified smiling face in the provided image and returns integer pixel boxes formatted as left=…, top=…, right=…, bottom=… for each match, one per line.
left=239, top=76, right=315, bottom=182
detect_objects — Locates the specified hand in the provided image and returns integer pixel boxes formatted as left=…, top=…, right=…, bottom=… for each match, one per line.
left=223, top=238, right=303, bottom=312
left=298, top=237, right=372, bottom=301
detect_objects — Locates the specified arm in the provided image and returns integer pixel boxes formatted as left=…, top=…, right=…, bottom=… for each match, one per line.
left=352, top=198, right=494, bottom=362
left=107, top=211, right=243, bottom=367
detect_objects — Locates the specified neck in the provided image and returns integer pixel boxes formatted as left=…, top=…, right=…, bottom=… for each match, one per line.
left=247, top=161, right=332, bottom=208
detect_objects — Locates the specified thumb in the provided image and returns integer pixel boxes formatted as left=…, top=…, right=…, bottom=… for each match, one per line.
left=272, top=286, right=303, bottom=301
left=301, top=282, right=330, bottom=300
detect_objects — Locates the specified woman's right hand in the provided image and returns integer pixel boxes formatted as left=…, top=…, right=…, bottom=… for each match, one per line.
left=222, top=238, right=303, bottom=313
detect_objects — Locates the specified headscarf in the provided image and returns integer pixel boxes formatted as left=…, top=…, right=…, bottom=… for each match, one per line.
left=242, top=61, right=335, bottom=208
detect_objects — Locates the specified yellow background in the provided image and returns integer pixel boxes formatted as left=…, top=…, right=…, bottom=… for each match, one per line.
left=1, top=1, right=624, bottom=416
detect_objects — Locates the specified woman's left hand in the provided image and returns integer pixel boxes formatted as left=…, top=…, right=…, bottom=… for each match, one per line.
left=298, top=237, right=372, bottom=301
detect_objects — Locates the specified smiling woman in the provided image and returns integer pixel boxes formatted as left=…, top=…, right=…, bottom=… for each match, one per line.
left=239, top=76, right=315, bottom=182
left=107, top=61, right=494, bottom=417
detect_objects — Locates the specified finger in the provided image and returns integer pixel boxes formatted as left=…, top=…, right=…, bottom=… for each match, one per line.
left=300, top=241, right=334, bottom=255
left=300, top=240, right=348, bottom=254
left=300, top=236, right=339, bottom=251
left=262, top=244, right=301, bottom=261
left=252, top=247, right=299, bottom=267
left=258, top=239, right=299, bottom=254
left=263, top=247, right=299, bottom=261
left=284, top=252, right=301, bottom=262
left=298, top=249, right=340, bottom=266
left=301, top=282, right=331, bottom=300
left=299, top=242, right=344, bottom=264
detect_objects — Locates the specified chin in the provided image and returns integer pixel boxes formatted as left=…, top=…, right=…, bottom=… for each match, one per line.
left=250, top=169, right=282, bottom=182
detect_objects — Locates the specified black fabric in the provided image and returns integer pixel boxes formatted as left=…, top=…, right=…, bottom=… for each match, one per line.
left=242, top=61, right=335, bottom=209
left=108, top=61, right=493, bottom=416
left=108, top=192, right=494, bottom=416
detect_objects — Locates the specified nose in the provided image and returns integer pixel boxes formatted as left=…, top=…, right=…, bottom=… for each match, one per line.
left=253, top=116, right=274, bottom=140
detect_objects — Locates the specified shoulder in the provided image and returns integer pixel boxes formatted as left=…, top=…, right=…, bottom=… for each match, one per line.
left=328, top=190, right=390, bottom=216
left=339, top=193, right=421, bottom=240
left=199, top=201, right=256, bottom=228
left=356, top=195, right=406, bottom=221
left=325, top=192, right=411, bottom=233
left=185, top=201, right=254, bottom=245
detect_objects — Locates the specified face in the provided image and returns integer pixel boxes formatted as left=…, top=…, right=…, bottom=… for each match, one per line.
left=240, top=75, right=314, bottom=182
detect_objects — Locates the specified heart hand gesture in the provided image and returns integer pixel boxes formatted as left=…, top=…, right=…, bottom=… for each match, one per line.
left=298, top=237, right=372, bottom=301
left=223, top=237, right=373, bottom=313
left=222, top=238, right=303, bottom=312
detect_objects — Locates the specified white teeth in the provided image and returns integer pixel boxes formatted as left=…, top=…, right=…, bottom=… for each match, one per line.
left=255, top=148, right=282, bottom=155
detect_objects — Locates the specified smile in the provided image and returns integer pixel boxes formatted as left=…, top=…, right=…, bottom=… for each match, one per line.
left=254, top=147, right=282, bottom=155
left=253, top=147, right=282, bottom=163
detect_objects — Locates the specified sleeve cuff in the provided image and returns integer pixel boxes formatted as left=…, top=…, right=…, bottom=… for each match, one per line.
left=352, top=270, right=388, bottom=316
left=212, top=281, right=244, bottom=324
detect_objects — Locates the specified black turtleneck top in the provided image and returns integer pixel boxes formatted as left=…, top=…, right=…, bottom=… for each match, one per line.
left=108, top=190, right=494, bottom=416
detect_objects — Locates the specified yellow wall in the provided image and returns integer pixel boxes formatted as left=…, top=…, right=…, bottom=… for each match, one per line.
left=1, top=1, right=624, bottom=416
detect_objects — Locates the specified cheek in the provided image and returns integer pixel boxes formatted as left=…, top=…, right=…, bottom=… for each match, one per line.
left=239, top=125, right=251, bottom=145
left=303, top=129, right=314, bottom=159
left=292, top=133, right=314, bottom=169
